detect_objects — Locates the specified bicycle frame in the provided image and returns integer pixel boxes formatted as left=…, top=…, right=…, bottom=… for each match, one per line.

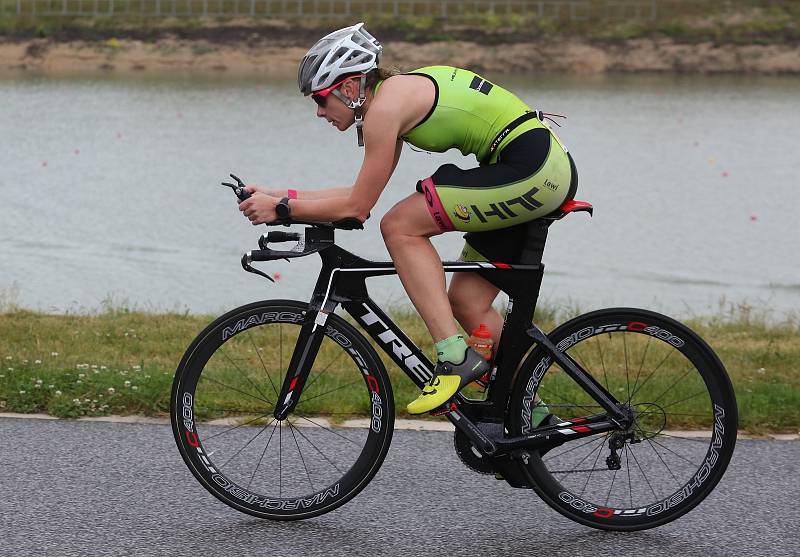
left=247, top=225, right=630, bottom=464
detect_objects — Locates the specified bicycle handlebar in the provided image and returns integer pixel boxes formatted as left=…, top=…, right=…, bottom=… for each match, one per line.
left=221, top=172, right=365, bottom=282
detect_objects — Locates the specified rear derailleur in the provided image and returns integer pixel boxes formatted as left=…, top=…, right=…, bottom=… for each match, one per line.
left=605, top=431, right=642, bottom=470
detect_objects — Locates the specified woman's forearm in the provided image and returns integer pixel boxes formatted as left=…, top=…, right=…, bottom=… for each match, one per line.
left=290, top=195, right=369, bottom=223
left=286, top=186, right=353, bottom=200
left=254, top=185, right=352, bottom=199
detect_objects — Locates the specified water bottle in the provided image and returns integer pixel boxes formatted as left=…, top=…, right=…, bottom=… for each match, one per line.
left=468, top=324, right=494, bottom=361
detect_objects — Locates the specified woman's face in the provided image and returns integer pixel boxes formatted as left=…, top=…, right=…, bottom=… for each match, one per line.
left=314, top=78, right=360, bottom=131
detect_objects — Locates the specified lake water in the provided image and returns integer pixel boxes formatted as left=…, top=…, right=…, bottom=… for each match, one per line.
left=1, top=72, right=798, bottom=321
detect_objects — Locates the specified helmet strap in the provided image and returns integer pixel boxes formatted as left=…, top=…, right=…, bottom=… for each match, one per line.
left=332, top=75, right=368, bottom=147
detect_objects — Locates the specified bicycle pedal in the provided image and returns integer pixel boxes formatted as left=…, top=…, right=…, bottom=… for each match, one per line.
left=430, top=402, right=458, bottom=416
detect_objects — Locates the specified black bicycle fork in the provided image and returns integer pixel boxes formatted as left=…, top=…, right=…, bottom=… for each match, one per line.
left=273, top=308, right=329, bottom=420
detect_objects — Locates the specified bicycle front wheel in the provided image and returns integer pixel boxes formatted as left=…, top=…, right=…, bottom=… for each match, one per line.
left=508, top=308, right=737, bottom=531
left=171, top=300, right=394, bottom=520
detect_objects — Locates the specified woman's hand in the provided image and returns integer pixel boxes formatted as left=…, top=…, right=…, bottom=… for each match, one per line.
left=239, top=192, right=278, bottom=225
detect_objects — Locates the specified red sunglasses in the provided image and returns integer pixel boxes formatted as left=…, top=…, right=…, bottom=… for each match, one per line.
left=311, top=76, right=353, bottom=107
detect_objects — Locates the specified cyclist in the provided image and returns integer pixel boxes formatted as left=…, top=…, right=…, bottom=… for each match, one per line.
left=239, top=23, right=577, bottom=416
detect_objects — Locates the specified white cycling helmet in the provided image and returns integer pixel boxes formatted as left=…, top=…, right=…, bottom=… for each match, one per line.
left=298, top=22, right=382, bottom=96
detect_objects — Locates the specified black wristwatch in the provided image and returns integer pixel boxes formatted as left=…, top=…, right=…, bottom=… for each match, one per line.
left=275, top=196, right=291, bottom=221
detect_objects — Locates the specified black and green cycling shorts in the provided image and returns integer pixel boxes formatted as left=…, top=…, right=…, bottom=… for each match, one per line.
left=415, top=127, right=578, bottom=263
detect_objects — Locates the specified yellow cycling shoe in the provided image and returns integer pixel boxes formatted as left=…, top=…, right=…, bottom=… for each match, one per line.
left=407, top=348, right=490, bottom=414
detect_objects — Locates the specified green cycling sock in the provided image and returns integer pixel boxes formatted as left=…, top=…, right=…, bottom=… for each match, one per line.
left=435, top=335, right=468, bottom=364
left=531, top=400, right=551, bottom=428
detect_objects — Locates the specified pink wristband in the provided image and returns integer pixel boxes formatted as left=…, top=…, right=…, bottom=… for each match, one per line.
left=287, top=189, right=298, bottom=200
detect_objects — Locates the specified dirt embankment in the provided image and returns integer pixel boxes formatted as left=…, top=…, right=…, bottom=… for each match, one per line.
left=2, top=36, right=799, bottom=76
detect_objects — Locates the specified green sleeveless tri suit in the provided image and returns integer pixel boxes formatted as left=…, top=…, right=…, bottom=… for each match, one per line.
left=383, top=66, right=578, bottom=263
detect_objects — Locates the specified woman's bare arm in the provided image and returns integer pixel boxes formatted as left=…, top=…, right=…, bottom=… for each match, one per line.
left=246, top=185, right=352, bottom=199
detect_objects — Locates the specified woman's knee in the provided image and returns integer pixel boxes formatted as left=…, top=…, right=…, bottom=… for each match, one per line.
left=379, top=208, right=402, bottom=241
left=381, top=193, right=437, bottom=241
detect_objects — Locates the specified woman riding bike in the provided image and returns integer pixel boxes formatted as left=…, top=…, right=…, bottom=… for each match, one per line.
left=238, top=23, right=578, bottom=415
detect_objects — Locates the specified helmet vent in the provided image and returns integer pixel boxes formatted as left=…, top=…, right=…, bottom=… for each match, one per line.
left=297, top=22, right=382, bottom=94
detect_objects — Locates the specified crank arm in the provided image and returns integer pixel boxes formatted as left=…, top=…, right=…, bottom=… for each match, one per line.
left=442, top=404, right=498, bottom=456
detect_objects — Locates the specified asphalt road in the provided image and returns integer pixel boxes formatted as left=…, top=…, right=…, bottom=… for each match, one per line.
left=1, top=417, right=798, bottom=557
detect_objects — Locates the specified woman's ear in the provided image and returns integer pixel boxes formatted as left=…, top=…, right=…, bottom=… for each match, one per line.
left=342, top=78, right=358, bottom=101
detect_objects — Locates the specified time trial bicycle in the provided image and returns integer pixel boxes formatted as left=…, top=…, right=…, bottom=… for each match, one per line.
left=171, top=178, right=737, bottom=531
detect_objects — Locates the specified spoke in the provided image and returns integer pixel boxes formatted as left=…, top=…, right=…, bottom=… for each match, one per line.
left=201, top=375, right=275, bottom=407
left=580, top=438, right=607, bottom=497
left=545, top=434, right=608, bottom=462
left=294, top=379, right=362, bottom=408
left=220, top=417, right=275, bottom=468
left=627, top=335, right=653, bottom=405
left=624, top=444, right=633, bottom=508
left=279, top=324, right=284, bottom=389
left=220, top=346, right=273, bottom=404
left=553, top=435, right=607, bottom=478
left=287, top=422, right=316, bottom=492
left=656, top=390, right=710, bottom=412
left=638, top=410, right=710, bottom=418
left=627, top=348, right=677, bottom=401
left=302, top=346, right=348, bottom=394
left=201, top=411, right=274, bottom=443
left=649, top=437, right=702, bottom=467
left=290, top=421, right=345, bottom=474
left=248, top=330, right=280, bottom=398
left=570, top=347, right=593, bottom=381
left=605, top=466, right=618, bottom=506
left=273, top=410, right=369, bottom=420
left=648, top=368, right=699, bottom=408
left=623, top=332, right=631, bottom=403
left=653, top=431, right=714, bottom=445
left=296, top=414, right=360, bottom=446
left=628, top=443, right=658, bottom=500
left=537, top=385, right=604, bottom=417
left=196, top=405, right=274, bottom=417
left=595, top=334, right=610, bottom=392
left=248, top=419, right=280, bottom=489
left=279, top=421, right=283, bottom=499
left=646, top=437, right=681, bottom=486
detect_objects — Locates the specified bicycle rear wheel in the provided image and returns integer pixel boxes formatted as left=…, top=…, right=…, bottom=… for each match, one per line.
left=508, top=308, right=737, bottom=531
left=171, top=300, right=394, bottom=520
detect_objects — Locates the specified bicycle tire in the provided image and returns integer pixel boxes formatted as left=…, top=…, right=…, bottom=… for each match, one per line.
left=508, top=308, right=737, bottom=531
left=171, top=300, right=394, bottom=520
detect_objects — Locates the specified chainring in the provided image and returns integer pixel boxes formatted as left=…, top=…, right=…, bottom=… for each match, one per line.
left=453, top=422, right=505, bottom=475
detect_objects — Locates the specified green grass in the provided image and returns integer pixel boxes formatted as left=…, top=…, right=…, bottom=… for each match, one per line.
left=0, top=304, right=798, bottom=433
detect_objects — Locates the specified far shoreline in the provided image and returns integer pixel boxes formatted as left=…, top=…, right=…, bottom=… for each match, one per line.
left=2, top=36, right=800, bottom=77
